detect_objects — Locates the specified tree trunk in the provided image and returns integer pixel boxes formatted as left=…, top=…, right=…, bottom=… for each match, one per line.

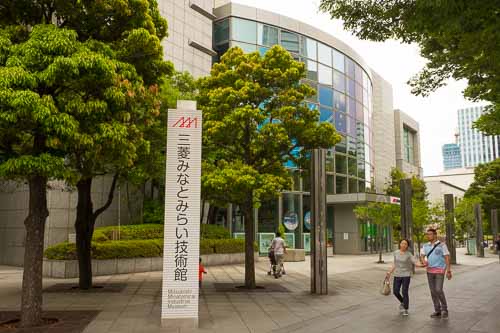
left=20, top=176, right=49, bottom=327
left=75, top=178, right=95, bottom=290
left=243, top=200, right=256, bottom=289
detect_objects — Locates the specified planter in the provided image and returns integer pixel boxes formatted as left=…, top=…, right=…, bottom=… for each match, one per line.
left=283, top=249, right=305, bottom=262
left=43, top=252, right=259, bottom=278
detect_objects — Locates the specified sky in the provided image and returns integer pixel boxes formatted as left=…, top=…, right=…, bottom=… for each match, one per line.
left=232, top=0, right=480, bottom=176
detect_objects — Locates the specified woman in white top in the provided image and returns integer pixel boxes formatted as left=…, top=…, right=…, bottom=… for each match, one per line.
left=386, top=239, right=421, bottom=316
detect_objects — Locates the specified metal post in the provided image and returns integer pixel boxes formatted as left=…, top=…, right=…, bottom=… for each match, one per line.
left=400, top=179, right=413, bottom=254
left=444, top=194, right=456, bottom=264
left=310, top=149, right=328, bottom=295
left=474, top=203, right=484, bottom=258
left=492, top=209, right=498, bottom=239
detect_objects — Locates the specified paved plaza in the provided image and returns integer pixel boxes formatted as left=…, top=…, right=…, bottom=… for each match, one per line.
left=0, top=248, right=499, bottom=333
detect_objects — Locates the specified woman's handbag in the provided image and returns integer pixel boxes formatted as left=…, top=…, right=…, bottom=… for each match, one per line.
left=380, top=276, right=391, bottom=296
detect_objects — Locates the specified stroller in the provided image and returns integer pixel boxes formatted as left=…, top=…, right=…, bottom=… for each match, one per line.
left=267, top=248, right=286, bottom=276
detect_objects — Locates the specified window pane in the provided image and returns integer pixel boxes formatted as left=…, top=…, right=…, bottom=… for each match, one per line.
left=318, top=43, right=332, bottom=66
left=304, top=81, right=317, bottom=102
left=347, top=78, right=355, bottom=97
left=336, top=135, right=347, bottom=153
left=259, top=199, right=279, bottom=232
left=333, top=71, right=345, bottom=93
left=347, top=115, right=356, bottom=137
left=308, top=103, right=318, bottom=111
left=355, top=64, right=363, bottom=83
left=356, top=83, right=363, bottom=103
left=356, top=120, right=364, bottom=142
left=306, top=59, right=318, bottom=81
left=232, top=41, right=256, bottom=53
left=349, top=177, right=358, bottom=193
left=358, top=180, right=365, bottom=192
left=347, top=97, right=356, bottom=119
left=318, top=64, right=332, bottom=85
left=326, top=150, right=335, bottom=172
left=335, top=110, right=347, bottom=133
left=301, top=37, right=317, bottom=60
left=232, top=18, right=257, bottom=44
left=356, top=102, right=364, bottom=122
left=347, top=136, right=357, bottom=156
left=327, top=174, right=335, bottom=194
left=333, top=91, right=346, bottom=112
left=346, top=57, right=355, bottom=78
left=281, top=30, right=299, bottom=53
left=333, top=49, right=345, bottom=72
left=358, top=161, right=365, bottom=179
left=348, top=157, right=357, bottom=176
left=335, top=175, right=347, bottom=194
left=335, top=154, right=347, bottom=174
left=319, top=86, right=333, bottom=107
left=258, top=46, right=269, bottom=56
left=214, top=19, right=229, bottom=44
left=320, top=107, right=334, bottom=123
left=257, top=24, right=278, bottom=46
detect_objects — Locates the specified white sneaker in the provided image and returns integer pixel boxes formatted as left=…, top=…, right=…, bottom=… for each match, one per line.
left=403, top=310, right=409, bottom=316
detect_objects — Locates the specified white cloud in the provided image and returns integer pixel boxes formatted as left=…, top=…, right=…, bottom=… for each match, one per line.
left=233, top=0, right=479, bottom=176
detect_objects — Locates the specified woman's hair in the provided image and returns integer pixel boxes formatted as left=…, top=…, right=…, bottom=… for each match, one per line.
left=399, top=239, right=410, bottom=248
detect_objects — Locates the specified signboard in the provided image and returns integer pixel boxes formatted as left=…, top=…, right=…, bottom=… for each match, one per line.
left=259, top=233, right=275, bottom=254
left=303, top=233, right=311, bottom=253
left=233, top=232, right=245, bottom=240
left=283, top=212, right=299, bottom=231
left=161, top=102, right=202, bottom=328
left=343, top=232, right=349, bottom=240
left=390, top=196, right=400, bottom=205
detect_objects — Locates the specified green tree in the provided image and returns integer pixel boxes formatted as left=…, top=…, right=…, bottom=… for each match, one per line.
left=466, top=158, right=500, bottom=233
left=0, top=24, right=128, bottom=327
left=319, top=0, right=500, bottom=135
left=455, top=196, right=481, bottom=253
left=354, top=202, right=399, bottom=263
left=198, top=46, right=339, bottom=288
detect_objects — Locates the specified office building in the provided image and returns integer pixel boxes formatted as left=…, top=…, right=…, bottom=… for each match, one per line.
left=442, top=143, right=462, bottom=170
left=458, top=105, right=500, bottom=168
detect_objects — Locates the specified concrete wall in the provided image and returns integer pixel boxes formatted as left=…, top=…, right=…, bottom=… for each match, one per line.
left=159, top=0, right=214, bottom=78
left=371, top=71, right=396, bottom=192
left=0, top=177, right=142, bottom=266
left=394, top=109, right=423, bottom=178
left=333, top=204, right=361, bottom=254
left=424, top=169, right=474, bottom=204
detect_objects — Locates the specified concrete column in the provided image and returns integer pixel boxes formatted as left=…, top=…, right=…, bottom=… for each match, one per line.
left=474, top=203, right=484, bottom=258
left=444, top=194, right=457, bottom=264
left=400, top=179, right=413, bottom=254
left=310, top=149, right=328, bottom=295
left=491, top=209, right=498, bottom=238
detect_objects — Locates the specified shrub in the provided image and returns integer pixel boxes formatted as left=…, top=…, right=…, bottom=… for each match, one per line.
left=200, top=224, right=230, bottom=240
left=143, top=199, right=164, bottom=224
left=200, top=239, right=258, bottom=254
left=91, top=224, right=163, bottom=242
left=200, top=240, right=215, bottom=255
left=44, top=239, right=163, bottom=260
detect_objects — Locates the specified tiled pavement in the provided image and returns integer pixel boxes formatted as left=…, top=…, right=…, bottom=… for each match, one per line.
left=0, top=248, right=499, bottom=333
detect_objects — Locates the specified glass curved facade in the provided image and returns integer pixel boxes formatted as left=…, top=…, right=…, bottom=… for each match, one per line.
left=214, top=17, right=375, bottom=194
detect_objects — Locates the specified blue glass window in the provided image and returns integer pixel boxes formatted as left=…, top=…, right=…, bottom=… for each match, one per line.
left=333, top=71, right=345, bottom=93
left=356, top=83, right=363, bottom=103
left=318, top=64, right=332, bottom=85
left=347, top=78, right=356, bottom=97
left=347, top=97, right=356, bottom=119
left=319, top=86, right=333, bottom=107
left=336, top=135, right=347, bottom=153
left=307, top=103, right=318, bottom=111
left=318, top=43, right=332, bottom=66
left=232, top=18, right=257, bottom=44
left=335, top=111, right=347, bottom=133
left=347, top=116, right=356, bottom=137
left=258, top=46, right=269, bottom=56
left=214, top=19, right=229, bottom=44
left=346, top=57, right=355, bottom=78
left=281, top=31, right=299, bottom=53
left=333, top=91, right=346, bottom=112
left=232, top=41, right=256, bottom=53
left=356, top=102, right=364, bottom=122
left=333, top=49, right=345, bottom=73
left=320, top=107, right=334, bottom=123
left=257, top=24, right=278, bottom=46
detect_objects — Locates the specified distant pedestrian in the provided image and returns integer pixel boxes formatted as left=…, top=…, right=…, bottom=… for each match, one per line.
left=495, top=235, right=500, bottom=254
left=386, top=239, right=421, bottom=316
left=270, top=232, right=286, bottom=279
left=420, top=228, right=452, bottom=319
left=199, top=258, right=207, bottom=288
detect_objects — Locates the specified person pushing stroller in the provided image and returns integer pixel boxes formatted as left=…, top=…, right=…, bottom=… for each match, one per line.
left=268, top=232, right=287, bottom=278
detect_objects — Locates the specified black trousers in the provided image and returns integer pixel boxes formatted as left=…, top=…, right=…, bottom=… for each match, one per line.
left=393, top=276, right=411, bottom=310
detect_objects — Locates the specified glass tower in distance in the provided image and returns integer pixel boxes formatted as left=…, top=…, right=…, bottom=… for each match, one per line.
left=457, top=106, right=500, bottom=168
left=442, top=143, right=462, bottom=170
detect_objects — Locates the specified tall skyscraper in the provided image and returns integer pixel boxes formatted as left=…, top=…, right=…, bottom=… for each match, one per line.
left=442, top=143, right=462, bottom=170
left=458, top=106, right=500, bottom=168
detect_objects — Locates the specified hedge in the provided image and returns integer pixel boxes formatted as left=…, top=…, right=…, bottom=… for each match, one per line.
left=92, top=224, right=230, bottom=242
left=44, top=239, right=255, bottom=260
left=92, top=224, right=163, bottom=242
left=44, top=239, right=163, bottom=260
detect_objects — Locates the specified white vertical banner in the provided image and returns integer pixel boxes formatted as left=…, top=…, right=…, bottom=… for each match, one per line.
left=161, top=101, right=202, bottom=328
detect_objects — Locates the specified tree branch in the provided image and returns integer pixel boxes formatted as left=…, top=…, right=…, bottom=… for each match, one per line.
left=93, top=173, right=119, bottom=220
